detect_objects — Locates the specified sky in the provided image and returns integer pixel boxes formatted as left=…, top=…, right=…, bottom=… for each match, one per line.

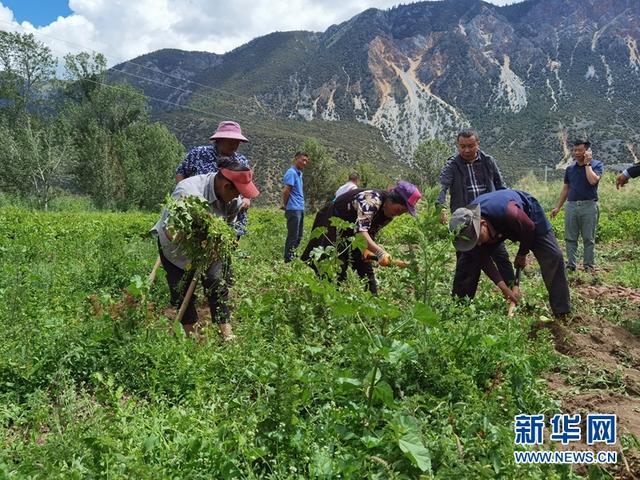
left=0, top=0, right=523, bottom=65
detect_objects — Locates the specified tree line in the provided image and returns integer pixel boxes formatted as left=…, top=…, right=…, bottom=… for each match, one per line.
left=0, top=32, right=183, bottom=210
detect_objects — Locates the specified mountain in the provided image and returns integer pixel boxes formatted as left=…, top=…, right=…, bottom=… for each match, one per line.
left=109, top=0, right=640, bottom=200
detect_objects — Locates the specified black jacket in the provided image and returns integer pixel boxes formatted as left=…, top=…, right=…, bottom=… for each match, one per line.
left=437, top=151, right=506, bottom=212
left=627, top=164, right=640, bottom=178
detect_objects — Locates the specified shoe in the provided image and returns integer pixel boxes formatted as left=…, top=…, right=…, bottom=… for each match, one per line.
left=219, top=323, right=237, bottom=342
left=566, top=265, right=576, bottom=273
left=583, top=266, right=595, bottom=273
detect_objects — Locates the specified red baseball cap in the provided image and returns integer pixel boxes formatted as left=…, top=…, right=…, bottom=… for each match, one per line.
left=220, top=168, right=260, bottom=199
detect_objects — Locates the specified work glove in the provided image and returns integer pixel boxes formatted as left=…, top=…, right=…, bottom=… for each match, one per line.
left=375, top=249, right=392, bottom=267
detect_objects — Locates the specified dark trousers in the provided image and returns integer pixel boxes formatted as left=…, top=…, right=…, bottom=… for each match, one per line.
left=284, top=210, right=304, bottom=262
left=301, top=203, right=377, bottom=294
left=453, top=232, right=571, bottom=316
left=453, top=242, right=514, bottom=297
left=338, top=248, right=378, bottom=294
left=158, top=245, right=231, bottom=325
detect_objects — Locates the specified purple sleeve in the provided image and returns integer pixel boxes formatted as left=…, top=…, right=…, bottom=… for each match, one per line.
left=505, top=201, right=536, bottom=257
left=470, top=247, right=503, bottom=284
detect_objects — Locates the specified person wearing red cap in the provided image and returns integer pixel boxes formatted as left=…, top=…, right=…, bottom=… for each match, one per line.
left=175, top=121, right=253, bottom=237
left=301, top=181, right=421, bottom=294
left=152, top=160, right=260, bottom=339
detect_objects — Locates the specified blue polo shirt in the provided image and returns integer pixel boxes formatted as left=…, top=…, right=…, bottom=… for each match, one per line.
left=564, top=159, right=604, bottom=201
left=283, top=166, right=304, bottom=210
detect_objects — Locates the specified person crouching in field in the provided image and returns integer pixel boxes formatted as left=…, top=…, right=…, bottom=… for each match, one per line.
left=301, top=181, right=421, bottom=294
left=152, top=161, right=260, bottom=340
left=449, top=189, right=571, bottom=318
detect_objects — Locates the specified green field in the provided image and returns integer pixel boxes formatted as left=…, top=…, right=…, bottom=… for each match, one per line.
left=1, top=179, right=639, bottom=478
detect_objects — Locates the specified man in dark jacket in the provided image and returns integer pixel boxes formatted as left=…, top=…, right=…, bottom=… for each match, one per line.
left=616, top=164, right=640, bottom=189
left=437, top=129, right=515, bottom=294
left=449, top=189, right=571, bottom=318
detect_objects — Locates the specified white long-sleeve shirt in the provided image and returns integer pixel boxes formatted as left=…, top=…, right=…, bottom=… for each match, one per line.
left=335, top=181, right=358, bottom=199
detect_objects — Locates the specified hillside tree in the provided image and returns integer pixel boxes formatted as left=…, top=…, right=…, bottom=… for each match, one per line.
left=298, top=137, right=341, bottom=211
left=411, top=138, right=452, bottom=188
left=0, top=31, right=56, bottom=116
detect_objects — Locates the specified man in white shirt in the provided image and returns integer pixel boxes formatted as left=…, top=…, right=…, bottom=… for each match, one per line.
left=335, top=172, right=360, bottom=199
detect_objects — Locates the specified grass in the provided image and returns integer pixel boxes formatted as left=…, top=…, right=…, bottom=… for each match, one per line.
left=1, top=179, right=638, bottom=478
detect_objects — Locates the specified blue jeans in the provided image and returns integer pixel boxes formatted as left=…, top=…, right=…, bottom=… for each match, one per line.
left=284, top=210, right=304, bottom=262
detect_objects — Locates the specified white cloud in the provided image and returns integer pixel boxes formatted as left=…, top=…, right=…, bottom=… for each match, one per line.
left=0, top=0, right=523, bottom=66
left=0, top=2, right=14, bottom=24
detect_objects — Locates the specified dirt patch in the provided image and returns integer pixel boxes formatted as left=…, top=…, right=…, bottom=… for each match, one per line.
left=575, top=284, right=640, bottom=304
left=534, top=313, right=640, bottom=478
left=534, top=315, right=640, bottom=382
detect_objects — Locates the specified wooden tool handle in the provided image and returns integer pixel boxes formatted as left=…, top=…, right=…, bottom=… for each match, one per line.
left=507, top=285, right=520, bottom=317
left=176, top=276, right=198, bottom=324
left=148, top=255, right=162, bottom=284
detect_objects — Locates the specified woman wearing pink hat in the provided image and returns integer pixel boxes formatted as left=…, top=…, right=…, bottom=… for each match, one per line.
left=175, top=121, right=252, bottom=236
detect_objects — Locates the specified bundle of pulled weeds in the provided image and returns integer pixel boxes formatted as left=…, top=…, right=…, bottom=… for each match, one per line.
left=165, top=196, right=235, bottom=272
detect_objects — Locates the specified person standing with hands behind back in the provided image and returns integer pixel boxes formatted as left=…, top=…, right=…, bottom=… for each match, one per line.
left=282, top=152, right=309, bottom=262
left=551, top=140, right=603, bottom=273
left=437, top=129, right=514, bottom=298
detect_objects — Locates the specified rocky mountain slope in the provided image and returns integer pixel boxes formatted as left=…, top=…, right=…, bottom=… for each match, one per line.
left=110, top=0, right=640, bottom=191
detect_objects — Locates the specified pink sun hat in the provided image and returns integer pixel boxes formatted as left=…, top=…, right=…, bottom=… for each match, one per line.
left=210, top=121, right=248, bottom=142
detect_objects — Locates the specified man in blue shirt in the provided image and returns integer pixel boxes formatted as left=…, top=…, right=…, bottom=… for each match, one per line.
left=282, top=152, right=309, bottom=262
left=551, top=140, right=603, bottom=272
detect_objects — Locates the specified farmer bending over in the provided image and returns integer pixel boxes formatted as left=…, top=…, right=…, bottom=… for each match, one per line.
left=449, top=189, right=571, bottom=318
left=301, top=181, right=421, bottom=294
left=152, top=160, right=260, bottom=339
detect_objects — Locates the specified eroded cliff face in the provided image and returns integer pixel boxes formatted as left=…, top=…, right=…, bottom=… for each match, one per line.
left=114, top=0, right=640, bottom=168
left=272, top=0, right=639, bottom=161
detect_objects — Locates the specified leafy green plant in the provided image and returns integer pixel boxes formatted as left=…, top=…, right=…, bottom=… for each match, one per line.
left=165, top=195, right=235, bottom=272
left=1, top=203, right=633, bottom=479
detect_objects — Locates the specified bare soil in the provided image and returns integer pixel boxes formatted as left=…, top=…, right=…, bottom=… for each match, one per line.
left=532, top=295, right=640, bottom=478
